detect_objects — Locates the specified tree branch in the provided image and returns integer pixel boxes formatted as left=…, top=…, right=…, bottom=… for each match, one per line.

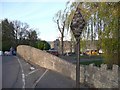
left=57, top=19, right=62, bottom=33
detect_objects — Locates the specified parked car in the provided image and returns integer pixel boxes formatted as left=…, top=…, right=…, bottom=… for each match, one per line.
left=99, top=49, right=104, bottom=54
left=10, top=47, right=16, bottom=55
left=4, top=51, right=11, bottom=56
left=85, top=49, right=99, bottom=55
left=91, top=50, right=98, bottom=55
left=47, top=50, right=59, bottom=56
left=0, top=51, right=3, bottom=56
left=12, top=50, right=16, bottom=55
left=85, top=50, right=91, bottom=55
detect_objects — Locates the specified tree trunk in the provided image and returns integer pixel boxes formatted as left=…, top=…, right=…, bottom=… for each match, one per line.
left=70, top=42, right=72, bottom=53
left=61, top=33, right=64, bottom=55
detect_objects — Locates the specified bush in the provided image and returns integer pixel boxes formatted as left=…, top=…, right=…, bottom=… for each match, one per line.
left=101, top=38, right=119, bottom=66
left=35, top=40, right=51, bottom=50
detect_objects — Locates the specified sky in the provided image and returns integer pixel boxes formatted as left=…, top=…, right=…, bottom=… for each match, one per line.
left=0, top=1, right=71, bottom=41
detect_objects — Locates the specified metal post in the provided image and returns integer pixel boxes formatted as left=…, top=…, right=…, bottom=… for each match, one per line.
left=76, top=37, right=80, bottom=88
left=70, top=3, right=85, bottom=88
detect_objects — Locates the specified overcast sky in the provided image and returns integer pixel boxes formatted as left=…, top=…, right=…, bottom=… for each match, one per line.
left=0, top=1, right=70, bottom=41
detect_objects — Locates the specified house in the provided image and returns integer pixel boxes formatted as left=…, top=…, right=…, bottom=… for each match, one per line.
left=48, top=39, right=99, bottom=54
left=48, top=39, right=74, bottom=54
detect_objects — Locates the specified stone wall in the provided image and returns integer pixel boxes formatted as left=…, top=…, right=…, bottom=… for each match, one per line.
left=17, top=45, right=76, bottom=80
left=17, top=45, right=119, bottom=88
left=80, top=64, right=119, bottom=88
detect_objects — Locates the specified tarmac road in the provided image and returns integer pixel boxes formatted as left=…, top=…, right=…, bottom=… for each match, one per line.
left=2, top=56, right=88, bottom=89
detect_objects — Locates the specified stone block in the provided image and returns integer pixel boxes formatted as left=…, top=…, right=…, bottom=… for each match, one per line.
left=100, top=64, right=107, bottom=70
left=80, top=65, right=85, bottom=83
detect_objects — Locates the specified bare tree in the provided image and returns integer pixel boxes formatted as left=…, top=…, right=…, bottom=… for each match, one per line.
left=53, top=5, right=69, bottom=55
left=13, top=20, right=30, bottom=45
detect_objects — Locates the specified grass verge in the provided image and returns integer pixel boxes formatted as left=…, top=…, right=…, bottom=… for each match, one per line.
left=80, top=60, right=103, bottom=67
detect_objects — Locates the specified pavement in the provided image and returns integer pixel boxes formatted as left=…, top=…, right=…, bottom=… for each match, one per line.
left=2, top=56, right=89, bottom=89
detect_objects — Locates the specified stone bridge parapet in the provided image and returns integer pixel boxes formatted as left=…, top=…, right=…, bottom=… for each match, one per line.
left=17, top=45, right=119, bottom=88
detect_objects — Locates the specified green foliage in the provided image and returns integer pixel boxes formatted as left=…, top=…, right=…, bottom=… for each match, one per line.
left=102, top=38, right=119, bottom=66
left=80, top=40, right=86, bottom=52
left=68, top=2, right=119, bottom=66
left=2, top=19, right=16, bottom=51
left=36, top=40, right=51, bottom=50
left=1, top=19, right=39, bottom=51
left=98, top=2, right=119, bottom=66
left=28, top=30, right=38, bottom=46
left=80, top=60, right=103, bottom=67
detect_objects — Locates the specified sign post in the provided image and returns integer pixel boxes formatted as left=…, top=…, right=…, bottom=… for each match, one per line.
left=70, top=3, right=85, bottom=88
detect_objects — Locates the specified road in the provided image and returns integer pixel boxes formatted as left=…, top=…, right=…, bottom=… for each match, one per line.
left=2, top=56, right=88, bottom=89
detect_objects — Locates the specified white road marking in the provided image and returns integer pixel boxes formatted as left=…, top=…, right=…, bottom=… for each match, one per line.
left=15, top=56, right=25, bottom=88
left=32, top=69, right=48, bottom=88
left=30, top=66, right=35, bottom=70
left=25, top=69, right=39, bottom=77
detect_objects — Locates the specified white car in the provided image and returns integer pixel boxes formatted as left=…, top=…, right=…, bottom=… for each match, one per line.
left=4, top=51, right=11, bottom=56
left=0, top=51, right=3, bottom=56
left=99, top=49, right=104, bottom=54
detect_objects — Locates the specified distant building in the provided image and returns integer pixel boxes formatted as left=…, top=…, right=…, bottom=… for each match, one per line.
left=48, top=39, right=99, bottom=54
left=83, top=40, right=98, bottom=52
left=48, top=39, right=74, bottom=54
left=54, top=39, right=60, bottom=51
